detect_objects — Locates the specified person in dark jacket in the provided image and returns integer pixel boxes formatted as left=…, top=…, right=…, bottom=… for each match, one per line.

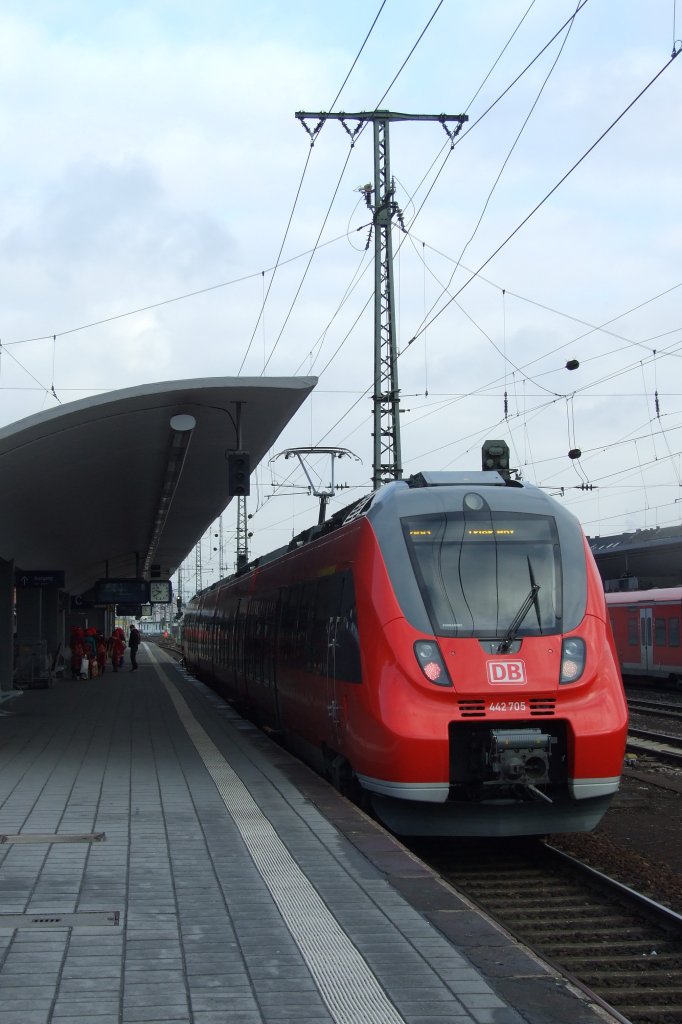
left=129, top=624, right=141, bottom=671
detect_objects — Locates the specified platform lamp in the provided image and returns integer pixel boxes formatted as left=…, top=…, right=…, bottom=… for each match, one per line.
left=143, top=414, right=196, bottom=578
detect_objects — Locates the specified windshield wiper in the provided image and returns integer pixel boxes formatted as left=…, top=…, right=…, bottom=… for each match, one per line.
left=497, top=582, right=541, bottom=653
left=527, top=556, right=542, bottom=629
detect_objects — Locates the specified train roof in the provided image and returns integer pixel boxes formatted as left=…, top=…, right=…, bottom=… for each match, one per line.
left=605, top=586, right=682, bottom=606
left=189, top=471, right=581, bottom=605
left=365, top=474, right=573, bottom=524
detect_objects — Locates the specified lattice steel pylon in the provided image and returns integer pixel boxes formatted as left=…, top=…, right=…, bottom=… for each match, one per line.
left=296, top=110, right=467, bottom=490
left=195, top=537, right=203, bottom=594
left=176, top=561, right=183, bottom=608
left=235, top=496, right=248, bottom=571
left=218, top=514, right=225, bottom=577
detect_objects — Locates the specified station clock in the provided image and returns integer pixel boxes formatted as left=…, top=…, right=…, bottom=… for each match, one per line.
left=149, top=580, right=173, bottom=604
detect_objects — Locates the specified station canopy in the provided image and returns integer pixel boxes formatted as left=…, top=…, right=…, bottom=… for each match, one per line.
left=0, top=376, right=316, bottom=596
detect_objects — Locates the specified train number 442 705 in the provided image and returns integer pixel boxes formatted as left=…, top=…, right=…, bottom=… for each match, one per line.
left=488, top=701, right=527, bottom=712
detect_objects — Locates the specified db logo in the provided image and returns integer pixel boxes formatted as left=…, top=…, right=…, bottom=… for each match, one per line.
left=487, top=660, right=526, bottom=684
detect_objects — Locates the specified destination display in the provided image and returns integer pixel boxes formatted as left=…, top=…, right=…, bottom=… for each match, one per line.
left=116, top=604, right=143, bottom=616
left=94, top=578, right=149, bottom=605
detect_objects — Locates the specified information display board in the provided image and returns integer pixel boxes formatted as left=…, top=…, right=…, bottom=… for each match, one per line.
left=116, top=604, right=143, bottom=616
left=94, top=579, right=149, bottom=605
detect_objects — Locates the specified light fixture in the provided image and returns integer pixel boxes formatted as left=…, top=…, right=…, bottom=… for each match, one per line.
left=143, top=414, right=196, bottom=576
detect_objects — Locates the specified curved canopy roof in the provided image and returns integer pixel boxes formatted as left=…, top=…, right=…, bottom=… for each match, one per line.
left=0, top=376, right=316, bottom=595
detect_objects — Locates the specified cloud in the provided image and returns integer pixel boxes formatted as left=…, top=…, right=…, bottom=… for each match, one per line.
left=0, top=1, right=681, bottom=570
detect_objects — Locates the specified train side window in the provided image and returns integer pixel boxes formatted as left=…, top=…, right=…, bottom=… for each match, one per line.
left=299, top=581, right=318, bottom=672
left=266, top=593, right=279, bottom=686
left=333, top=570, right=362, bottom=684
left=655, top=617, right=667, bottom=647
left=287, top=584, right=305, bottom=668
left=278, top=587, right=295, bottom=665
left=225, top=596, right=238, bottom=667
left=312, top=578, right=332, bottom=675
left=669, top=617, right=680, bottom=647
left=627, top=617, right=638, bottom=646
left=243, top=597, right=257, bottom=678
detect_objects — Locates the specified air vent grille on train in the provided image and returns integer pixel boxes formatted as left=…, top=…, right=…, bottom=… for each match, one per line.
left=457, top=701, right=486, bottom=717
left=529, top=699, right=556, bottom=716
left=456, top=698, right=556, bottom=718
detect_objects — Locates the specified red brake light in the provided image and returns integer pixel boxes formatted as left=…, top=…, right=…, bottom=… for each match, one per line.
left=414, top=641, right=452, bottom=687
left=560, top=637, right=586, bottom=683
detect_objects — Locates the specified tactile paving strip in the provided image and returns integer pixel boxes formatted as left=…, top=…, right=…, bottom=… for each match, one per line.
left=159, top=671, right=407, bottom=1024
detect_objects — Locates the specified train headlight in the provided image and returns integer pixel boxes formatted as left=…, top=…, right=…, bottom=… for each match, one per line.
left=414, top=641, right=452, bottom=687
left=560, top=637, right=586, bottom=683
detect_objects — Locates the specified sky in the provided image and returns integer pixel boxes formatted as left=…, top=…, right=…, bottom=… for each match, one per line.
left=1, top=0, right=681, bottom=594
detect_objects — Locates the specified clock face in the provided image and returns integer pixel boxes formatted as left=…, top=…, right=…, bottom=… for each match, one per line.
left=149, top=581, right=172, bottom=603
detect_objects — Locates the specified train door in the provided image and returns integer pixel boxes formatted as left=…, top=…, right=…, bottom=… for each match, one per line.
left=324, top=571, right=361, bottom=749
left=639, top=607, right=653, bottom=671
left=324, top=574, right=343, bottom=747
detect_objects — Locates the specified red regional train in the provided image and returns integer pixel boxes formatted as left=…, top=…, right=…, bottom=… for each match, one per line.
left=183, top=461, right=628, bottom=837
left=606, top=587, right=682, bottom=685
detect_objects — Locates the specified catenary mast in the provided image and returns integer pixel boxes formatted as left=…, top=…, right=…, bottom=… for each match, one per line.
left=296, top=110, right=467, bottom=490
left=236, top=496, right=248, bottom=571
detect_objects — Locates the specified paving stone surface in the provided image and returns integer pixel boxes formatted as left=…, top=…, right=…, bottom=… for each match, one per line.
left=0, top=647, right=609, bottom=1024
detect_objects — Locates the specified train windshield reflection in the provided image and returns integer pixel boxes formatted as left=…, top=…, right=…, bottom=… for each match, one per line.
left=402, top=511, right=562, bottom=638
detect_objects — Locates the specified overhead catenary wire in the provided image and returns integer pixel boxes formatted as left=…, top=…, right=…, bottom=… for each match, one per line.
left=4, top=7, right=677, bottom=554
left=262, top=0, right=586, bottom=422
left=403, top=47, right=681, bottom=351
left=260, top=146, right=356, bottom=375
left=276, top=4, right=610, bottom=460
left=410, top=234, right=682, bottom=362
left=237, top=0, right=390, bottom=375
left=4, top=230, right=363, bottom=348
left=406, top=345, right=682, bottom=473
left=0, top=0, right=615, bottom=404
left=438, top=0, right=582, bottom=303
left=401, top=0, right=593, bottom=238
left=406, top=233, right=561, bottom=397
left=0, top=6, right=605, bottom=366
left=244, top=1, right=453, bottom=503
left=258, top=0, right=449, bottom=376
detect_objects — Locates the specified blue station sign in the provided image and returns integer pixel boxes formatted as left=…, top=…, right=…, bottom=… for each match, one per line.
left=15, top=570, right=65, bottom=588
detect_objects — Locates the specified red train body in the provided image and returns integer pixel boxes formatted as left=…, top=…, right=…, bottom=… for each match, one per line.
left=606, top=587, right=682, bottom=683
left=183, top=471, right=628, bottom=837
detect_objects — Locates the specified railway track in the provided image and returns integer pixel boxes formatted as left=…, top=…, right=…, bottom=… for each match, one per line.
left=627, top=728, right=682, bottom=769
left=150, top=637, right=184, bottom=661
left=628, top=698, right=682, bottom=721
left=409, top=837, right=682, bottom=1024
left=164, top=641, right=682, bottom=1019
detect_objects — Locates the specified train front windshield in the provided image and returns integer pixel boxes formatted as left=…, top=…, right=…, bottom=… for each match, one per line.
left=402, top=510, right=562, bottom=639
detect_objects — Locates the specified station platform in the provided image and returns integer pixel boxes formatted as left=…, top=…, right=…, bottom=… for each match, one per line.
left=0, top=644, right=611, bottom=1024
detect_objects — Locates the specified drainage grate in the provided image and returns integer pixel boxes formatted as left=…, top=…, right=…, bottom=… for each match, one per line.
left=0, top=910, right=120, bottom=928
left=0, top=832, right=106, bottom=844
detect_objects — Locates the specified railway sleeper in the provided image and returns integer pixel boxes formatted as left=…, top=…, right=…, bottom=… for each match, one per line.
left=539, top=939, right=681, bottom=953
left=570, top=954, right=682, bottom=967
left=616, top=1004, right=682, bottom=1020
left=605, top=987, right=682, bottom=1001
left=582, top=979, right=682, bottom=995
left=480, top=907, right=652, bottom=923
